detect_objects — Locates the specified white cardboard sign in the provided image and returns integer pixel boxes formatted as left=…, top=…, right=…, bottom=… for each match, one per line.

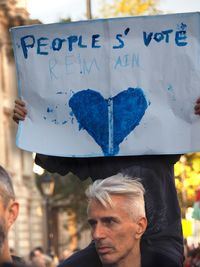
left=10, top=12, right=200, bottom=157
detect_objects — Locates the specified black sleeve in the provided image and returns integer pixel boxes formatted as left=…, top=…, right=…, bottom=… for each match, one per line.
left=35, top=153, right=182, bottom=181
left=35, top=154, right=90, bottom=180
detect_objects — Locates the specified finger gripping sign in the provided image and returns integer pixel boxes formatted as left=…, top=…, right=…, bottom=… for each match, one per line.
left=10, top=12, right=200, bottom=157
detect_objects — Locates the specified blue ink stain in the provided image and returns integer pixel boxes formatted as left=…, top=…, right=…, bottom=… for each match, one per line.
left=43, top=116, right=47, bottom=120
left=167, top=85, right=173, bottom=91
left=69, top=88, right=149, bottom=156
left=79, top=124, right=84, bottom=130
left=69, top=110, right=75, bottom=123
left=124, top=28, right=130, bottom=35
left=177, top=22, right=187, bottom=31
left=62, top=120, right=67, bottom=124
left=51, top=119, right=59, bottom=124
left=47, top=107, right=54, bottom=113
left=70, top=90, right=75, bottom=97
left=56, top=92, right=63, bottom=94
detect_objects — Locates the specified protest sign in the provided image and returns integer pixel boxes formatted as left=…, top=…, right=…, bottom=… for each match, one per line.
left=10, top=12, right=200, bottom=157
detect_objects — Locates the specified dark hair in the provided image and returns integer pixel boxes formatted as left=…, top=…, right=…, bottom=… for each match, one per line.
left=34, top=246, right=44, bottom=253
left=0, top=166, right=15, bottom=207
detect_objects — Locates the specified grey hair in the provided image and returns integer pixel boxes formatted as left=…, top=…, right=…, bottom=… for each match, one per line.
left=86, top=173, right=146, bottom=221
left=0, top=166, right=15, bottom=207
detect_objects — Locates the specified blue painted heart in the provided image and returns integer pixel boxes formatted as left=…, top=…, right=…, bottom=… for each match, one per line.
left=69, top=88, right=149, bottom=156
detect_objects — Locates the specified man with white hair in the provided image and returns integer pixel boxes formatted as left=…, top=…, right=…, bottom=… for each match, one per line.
left=86, top=174, right=147, bottom=267
left=0, top=166, right=20, bottom=264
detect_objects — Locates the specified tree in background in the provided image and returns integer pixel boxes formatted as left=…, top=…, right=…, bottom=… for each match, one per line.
left=36, top=171, right=92, bottom=231
left=59, top=17, right=71, bottom=23
left=100, top=0, right=161, bottom=18
left=175, top=153, right=200, bottom=217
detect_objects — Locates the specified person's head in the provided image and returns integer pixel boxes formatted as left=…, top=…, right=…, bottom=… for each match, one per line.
left=0, top=166, right=19, bottom=262
left=34, top=246, right=44, bottom=255
left=86, top=173, right=147, bottom=266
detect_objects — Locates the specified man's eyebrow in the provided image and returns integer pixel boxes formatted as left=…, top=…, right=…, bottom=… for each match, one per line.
left=88, top=216, right=120, bottom=224
left=93, top=216, right=120, bottom=222
left=101, top=216, right=119, bottom=222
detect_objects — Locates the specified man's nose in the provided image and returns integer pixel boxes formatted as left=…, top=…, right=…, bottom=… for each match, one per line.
left=92, top=224, right=106, bottom=240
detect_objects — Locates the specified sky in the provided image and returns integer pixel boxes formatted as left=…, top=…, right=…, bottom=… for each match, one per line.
left=27, top=0, right=200, bottom=24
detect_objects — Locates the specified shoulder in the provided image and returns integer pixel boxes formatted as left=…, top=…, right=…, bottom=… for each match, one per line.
left=141, top=250, right=181, bottom=267
left=12, top=256, right=26, bottom=265
left=58, top=243, right=101, bottom=267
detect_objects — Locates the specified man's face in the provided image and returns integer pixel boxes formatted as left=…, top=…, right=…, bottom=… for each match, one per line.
left=87, top=195, right=145, bottom=265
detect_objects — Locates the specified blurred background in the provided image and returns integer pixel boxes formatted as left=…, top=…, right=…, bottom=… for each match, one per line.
left=0, top=0, right=200, bottom=265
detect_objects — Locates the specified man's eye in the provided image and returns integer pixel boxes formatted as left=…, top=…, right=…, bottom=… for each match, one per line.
left=88, top=220, right=96, bottom=227
left=104, top=218, right=116, bottom=226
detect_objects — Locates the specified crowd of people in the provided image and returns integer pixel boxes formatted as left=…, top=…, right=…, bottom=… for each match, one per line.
left=184, top=243, right=200, bottom=267
left=7, top=243, right=200, bottom=267
left=28, top=247, right=55, bottom=267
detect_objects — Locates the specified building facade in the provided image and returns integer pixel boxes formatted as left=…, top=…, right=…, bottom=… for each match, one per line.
left=0, top=0, right=45, bottom=258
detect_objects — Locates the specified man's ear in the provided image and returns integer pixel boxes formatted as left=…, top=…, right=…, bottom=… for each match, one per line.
left=135, top=217, right=147, bottom=240
left=7, top=201, right=19, bottom=229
